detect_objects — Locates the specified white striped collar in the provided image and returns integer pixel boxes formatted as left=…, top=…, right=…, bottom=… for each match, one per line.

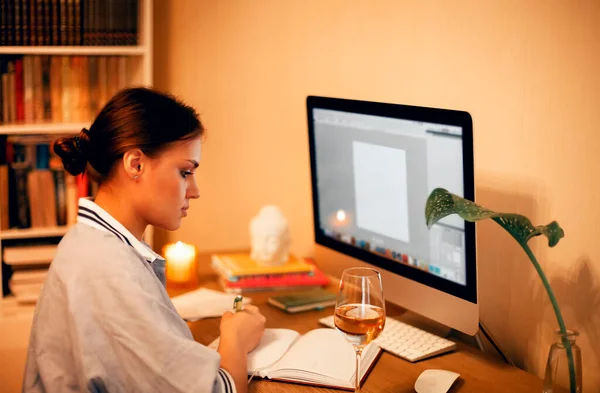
left=77, top=198, right=163, bottom=263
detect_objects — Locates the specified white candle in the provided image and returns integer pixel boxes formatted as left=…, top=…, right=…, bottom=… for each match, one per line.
left=164, top=241, right=197, bottom=283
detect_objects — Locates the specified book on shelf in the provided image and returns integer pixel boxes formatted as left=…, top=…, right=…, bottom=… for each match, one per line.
left=4, top=244, right=54, bottom=302
left=3, top=243, right=57, bottom=265
left=0, top=55, right=135, bottom=126
left=9, top=267, right=48, bottom=284
left=27, top=143, right=58, bottom=228
left=208, top=328, right=381, bottom=390
left=0, top=163, right=8, bottom=229
left=211, top=252, right=315, bottom=279
left=0, top=0, right=140, bottom=46
left=8, top=280, right=44, bottom=304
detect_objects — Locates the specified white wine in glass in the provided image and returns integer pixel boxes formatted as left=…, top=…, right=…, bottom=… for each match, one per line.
left=334, top=268, right=385, bottom=392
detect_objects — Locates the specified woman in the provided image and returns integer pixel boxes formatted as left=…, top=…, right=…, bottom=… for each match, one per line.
left=22, top=87, right=265, bottom=393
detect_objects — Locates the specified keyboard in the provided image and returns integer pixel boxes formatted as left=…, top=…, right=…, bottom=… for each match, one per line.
left=319, top=315, right=457, bottom=362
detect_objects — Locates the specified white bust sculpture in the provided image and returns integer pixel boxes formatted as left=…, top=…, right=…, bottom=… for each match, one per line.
left=249, top=205, right=291, bottom=267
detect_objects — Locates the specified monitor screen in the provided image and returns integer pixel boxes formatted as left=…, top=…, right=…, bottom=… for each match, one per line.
left=307, top=96, right=476, bottom=304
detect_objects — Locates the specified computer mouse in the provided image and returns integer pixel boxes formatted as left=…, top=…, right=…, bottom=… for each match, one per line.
left=414, top=369, right=460, bottom=393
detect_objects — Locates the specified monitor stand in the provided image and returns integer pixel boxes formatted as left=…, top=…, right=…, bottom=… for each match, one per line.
left=447, top=322, right=514, bottom=366
left=475, top=321, right=515, bottom=365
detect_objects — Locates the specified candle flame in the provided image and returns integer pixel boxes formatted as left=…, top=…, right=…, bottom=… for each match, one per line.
left=165, top=241, right=196, bottom=259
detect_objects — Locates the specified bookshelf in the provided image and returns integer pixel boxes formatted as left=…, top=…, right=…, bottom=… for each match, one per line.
left=0, top=0, right=155, bottom=306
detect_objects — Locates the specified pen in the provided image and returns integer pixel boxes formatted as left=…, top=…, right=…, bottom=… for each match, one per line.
left=233, top=295, right=243, bottom=313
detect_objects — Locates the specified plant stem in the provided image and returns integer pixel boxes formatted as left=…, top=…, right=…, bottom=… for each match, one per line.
left=522, top=243, right=576, bottom=393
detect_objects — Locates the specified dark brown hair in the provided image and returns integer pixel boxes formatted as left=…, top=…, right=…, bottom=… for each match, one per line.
left=54, top=87, right=203, bottom=182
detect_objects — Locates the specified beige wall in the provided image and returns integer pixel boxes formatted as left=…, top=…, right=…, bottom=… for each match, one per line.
left=154, top=1, right=600, bottom=390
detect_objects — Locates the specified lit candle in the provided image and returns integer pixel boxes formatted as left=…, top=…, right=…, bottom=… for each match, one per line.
left=164, top=241, right=197, bottom=284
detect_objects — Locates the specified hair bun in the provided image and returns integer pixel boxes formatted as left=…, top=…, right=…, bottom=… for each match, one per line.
left=53, top=135, right=87, bottom=176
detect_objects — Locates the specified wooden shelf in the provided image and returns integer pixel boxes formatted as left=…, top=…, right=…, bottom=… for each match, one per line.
left=0, top=46, right=147, bottom=56
left=0, top=122, right=88, bottom=135
left=0, top=226, right=69, bottom=240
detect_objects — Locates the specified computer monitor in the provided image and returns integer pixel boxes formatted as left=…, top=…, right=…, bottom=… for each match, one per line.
left=306, top=96, right=478, bottom=336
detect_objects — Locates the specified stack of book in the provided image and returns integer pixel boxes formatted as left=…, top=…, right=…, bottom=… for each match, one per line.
left=211, top=253, right=331, bottom=293
left=4, top=243, right=56, bottom=303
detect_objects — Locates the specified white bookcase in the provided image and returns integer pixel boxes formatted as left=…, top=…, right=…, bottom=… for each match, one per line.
left=0, top=0, right=155, bottom=309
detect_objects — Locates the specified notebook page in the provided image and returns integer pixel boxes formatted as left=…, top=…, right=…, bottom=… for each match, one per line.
left=267, top=328, right=360, bottom=382
left=248, top=329, right=300, bottom=374
left=208, top=328, right=300, bottom=375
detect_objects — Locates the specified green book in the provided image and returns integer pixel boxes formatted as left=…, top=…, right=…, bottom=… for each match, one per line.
left=267, top=289, right=336, bottom=313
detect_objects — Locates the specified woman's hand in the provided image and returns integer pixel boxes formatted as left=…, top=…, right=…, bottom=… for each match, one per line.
left=217, top=304, right=266, bottom=393
left=219, top=304, right=266, bottom=353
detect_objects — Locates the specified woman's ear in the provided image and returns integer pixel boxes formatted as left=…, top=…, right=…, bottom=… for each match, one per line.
left=123, top=149, right=145, bottom=180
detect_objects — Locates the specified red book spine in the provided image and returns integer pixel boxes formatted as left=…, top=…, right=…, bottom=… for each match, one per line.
left=223, top=260, right=331, bottom=290
left=15, top=59, right=25, bottom=122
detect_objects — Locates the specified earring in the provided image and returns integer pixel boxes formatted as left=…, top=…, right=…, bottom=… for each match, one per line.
left=134, top=175, right=139, bottom=180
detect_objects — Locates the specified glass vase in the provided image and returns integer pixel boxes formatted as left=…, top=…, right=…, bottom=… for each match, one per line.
left=543, top=329, right=582, bottom=393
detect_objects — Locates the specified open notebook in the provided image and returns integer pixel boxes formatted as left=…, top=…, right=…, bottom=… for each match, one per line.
left=209, top=328, right=381, bottom=390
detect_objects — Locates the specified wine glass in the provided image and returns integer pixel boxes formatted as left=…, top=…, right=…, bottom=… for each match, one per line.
left=334, top=267, right=385, bottom=392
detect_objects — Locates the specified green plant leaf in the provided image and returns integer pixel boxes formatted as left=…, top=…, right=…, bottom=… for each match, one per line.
left=425, top=188, right=564, bottom=247
left=426, top=188, right=573, bottom=392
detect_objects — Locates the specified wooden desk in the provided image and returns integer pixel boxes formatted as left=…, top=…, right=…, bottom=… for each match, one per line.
left=170, top=274, right=542, bottom=393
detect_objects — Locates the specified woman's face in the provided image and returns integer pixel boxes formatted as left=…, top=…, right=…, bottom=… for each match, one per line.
left=138, top=137, right=201, bottom=231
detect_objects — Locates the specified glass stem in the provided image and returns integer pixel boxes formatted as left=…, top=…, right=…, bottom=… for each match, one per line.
left=355, top=347, right=363, bottom=393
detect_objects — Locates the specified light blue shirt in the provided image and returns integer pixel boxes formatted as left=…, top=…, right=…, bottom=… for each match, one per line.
left=22, top=199, right=236, bottom=393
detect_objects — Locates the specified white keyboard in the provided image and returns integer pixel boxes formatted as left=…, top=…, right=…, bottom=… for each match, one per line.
left=319, top=315, right=457, bottom=362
